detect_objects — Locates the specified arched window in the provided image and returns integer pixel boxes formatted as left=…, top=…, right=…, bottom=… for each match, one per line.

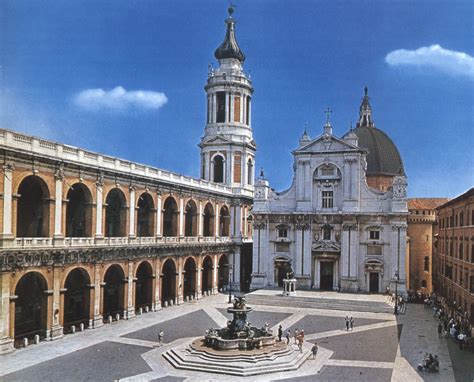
left=247, top=158, right=253, bottom=185
left=66, top=183, right=93, bottom=237
left=163, top=197, right=178, bottom=237
left=213, top=155, right=224, bottom=183
left=322, top=224, right=331, bottom=240
left=459, top=243, right=464, bottom=261
left=137, top=193, right=154, bottom=237
left=17, top=176, right=51, bottom=237
left=184, top=200, right=197, bottom=237
left=219, top=206, right=230, bottom=237
left=203, top=203, right=215, bottom=237
left=105, top=189, right=127, bottom=237
left=421, top=280, right=427, bottom=288
left=424, top=256, right=429, bottom=272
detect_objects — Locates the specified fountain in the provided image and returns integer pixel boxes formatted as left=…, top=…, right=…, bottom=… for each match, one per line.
left=204, top=296, right=275, bottom=350
left=162, top=295, right=311, bottom=377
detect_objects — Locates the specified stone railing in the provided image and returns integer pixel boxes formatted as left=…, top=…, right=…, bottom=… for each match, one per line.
left=0, top=129, right=255, bottom=198
left=9, top=236, right=233, bottom=249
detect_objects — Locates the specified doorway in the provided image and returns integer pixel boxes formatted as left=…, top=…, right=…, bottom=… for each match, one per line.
left=274, top=258, right=290, bottom=287
left=320, top=262, right=334, bottom=290
left=369, top=272, right=379, bottom=293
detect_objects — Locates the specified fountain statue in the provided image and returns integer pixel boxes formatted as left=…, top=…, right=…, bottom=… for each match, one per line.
left=204, top=296, right=275, bottom=350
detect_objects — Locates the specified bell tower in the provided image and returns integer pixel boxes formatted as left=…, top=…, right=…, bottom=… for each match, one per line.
left=199, top=6, right=256, bottom=191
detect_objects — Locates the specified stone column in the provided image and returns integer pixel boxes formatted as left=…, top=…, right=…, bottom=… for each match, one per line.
left=95, top=182, right=103, bottom=239
left=212, top=93, right=216, bottom=124
left=128, top=187, right=135, bottom=238
left=53, top=167, right=64, bottom=243
left=250, top=222, right=266, bottom=289
left=232, top=247, right=241, bottom=292
left=156, top=192, right=162, bottom=237
left=91, top=265, right=103, bottom=328
left=243, top=206, right=248, bottom=238
left=340, top=223, right=359, bottom=292
left=179, top=196, right=185, bottom=237
left=242, top=153, right=248, bottom=187
left=212, top=255, right=219, bottom=294
left=214, top=202, right=220, bottom=237
left=198, top=200, right=204, bottom=237
left=126, top=261, right=135, bottom=319
left=225, top=93, right=230, bottom=123
left=1, top=164, right=14, bottom=246
left=196, top=260, right=202, bottom=299
left=0, top=272, right=14, bottom=354
left=48, top=267, right=64, bottom=340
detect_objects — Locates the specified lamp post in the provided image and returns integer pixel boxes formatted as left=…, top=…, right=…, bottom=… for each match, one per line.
left=228, top=265, right=233, bottom=304
left=394, top=271, right=399, bottom=315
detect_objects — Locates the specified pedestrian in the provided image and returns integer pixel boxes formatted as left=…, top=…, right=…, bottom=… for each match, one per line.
left=345, top=316, right=349, bottom=331
left=294, top=328, right=299, bottom=344
left=278, top=325, right=283, bottom=342
left=311, top=342, right=318, bottom=359
left=285, top=330, right=291, bottom=345
left=297, top=330, right=304, bottom=353
left=437, top=322, right=443, bottom=339
left=350, top=317, right=354, bottom=331
left=158, top=329, right=164, bottom=347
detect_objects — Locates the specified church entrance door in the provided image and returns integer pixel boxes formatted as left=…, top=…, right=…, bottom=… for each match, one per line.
left=274, top=258, right=290, bottom=287
left=369, top=272, right=379, bottom=293
left=320, top=261, right=334, bottom=290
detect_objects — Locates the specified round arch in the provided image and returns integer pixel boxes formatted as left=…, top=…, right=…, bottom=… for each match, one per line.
left=203, top=203, right=215, bottom=237
left=218, top=254, right=229, bottom=291
left=14, top=271, right=48, bottom=342
left=161, top=259, right=177, bottom=305
left=183, top=257, right=197, bottom=299
left=219, top=205, right=230, bottom=237
left=103, top=264, right=125, bottom=319
left=66, top=183, right=93, bottom=237
left=16, top=175, right=51, bottom=237
left=162, top=196, right=179, bottom=237
left=105, top=188, right=127, bottom=237
left=135, top=261, right=153, bottom=311
left=212, top=154, right=225, bottom=183
left=184, top=199, right=198, bottom=237
left=201, top=256, right=213, bottom=295
left=63, top=267, right=91, bottom=331
left=137, top=193, right=155, bottom=237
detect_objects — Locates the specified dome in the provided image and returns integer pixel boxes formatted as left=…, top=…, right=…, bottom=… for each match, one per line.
left=352, top=87, right=405, bottom=177
left=353, top=125, right=405, bottom=176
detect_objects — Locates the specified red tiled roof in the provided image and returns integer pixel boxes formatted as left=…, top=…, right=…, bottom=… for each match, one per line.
left=407, top=198, right=449, bottom=210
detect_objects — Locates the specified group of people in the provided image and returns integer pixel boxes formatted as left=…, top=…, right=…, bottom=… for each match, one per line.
left=345, top=315, right=355, bottom=331
left=429, top=298, right=472, bottom=351
left=277, top=325, right=318, bottom=358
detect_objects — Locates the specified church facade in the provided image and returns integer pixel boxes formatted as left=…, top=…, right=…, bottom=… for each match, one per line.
left=251, top=90, right=409, bottom=294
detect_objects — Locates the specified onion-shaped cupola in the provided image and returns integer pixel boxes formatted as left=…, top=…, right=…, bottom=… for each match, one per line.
left=214, top=6, right=246, bottom=63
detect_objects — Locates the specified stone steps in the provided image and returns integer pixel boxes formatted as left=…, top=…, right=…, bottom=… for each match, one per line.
left=186, top=345, right=294, bottom=363
left=245, top=294, right=393, bottom=314
left=162, top=345, right=311, bottom=377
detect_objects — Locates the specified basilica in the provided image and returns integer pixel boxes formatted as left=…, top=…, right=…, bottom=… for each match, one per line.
left=251, top=88, right=409, bottom=294
left=0, top=8, right=408, bottom=354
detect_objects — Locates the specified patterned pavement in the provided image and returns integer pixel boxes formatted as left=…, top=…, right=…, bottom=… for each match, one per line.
left=0, top=290, right=463, bottom=381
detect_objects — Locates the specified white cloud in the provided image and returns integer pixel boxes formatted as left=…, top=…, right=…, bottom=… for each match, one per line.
left=385, top=45, right=474, bottom=79
left=74, top=86, right=168, bottom=111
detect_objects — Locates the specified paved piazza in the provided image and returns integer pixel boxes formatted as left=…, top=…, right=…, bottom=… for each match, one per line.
left=0, top=290, right=465, bottom=382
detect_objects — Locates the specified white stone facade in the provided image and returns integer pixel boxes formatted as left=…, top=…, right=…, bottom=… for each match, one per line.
left=251, top=119, right=408, bottom=295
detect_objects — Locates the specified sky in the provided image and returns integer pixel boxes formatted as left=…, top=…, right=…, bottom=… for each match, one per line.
left=1, top=0, right=473, bottom=198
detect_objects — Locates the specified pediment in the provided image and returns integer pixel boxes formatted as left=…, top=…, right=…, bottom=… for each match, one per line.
left=294, top=134, right=362, bottom=154
left=202, top=135, right=233, bottom=145
left=312, top=240, right=341, bottom=252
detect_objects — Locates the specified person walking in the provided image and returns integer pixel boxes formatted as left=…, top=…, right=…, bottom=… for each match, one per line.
left=350, top=317, right=354, bottom=331
left=294, top=328, right=299, bottom=344
left=278, top=325, right=283, bottom=342
left=158, top=329, right=164, bottom=347
left=311, top=342, right=318, bottom=359
left=345, top=316, right=349, bottom=331
left=297, top=330, right=304, bottom=353
left=437, top=322, right=443, bottom=339
left=285, top=329, right=291, bottom=345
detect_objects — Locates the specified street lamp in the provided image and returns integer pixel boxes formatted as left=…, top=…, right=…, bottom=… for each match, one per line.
left=228, top=265, right=233, bottom=304
left=394, top=271, right=399, bottom=315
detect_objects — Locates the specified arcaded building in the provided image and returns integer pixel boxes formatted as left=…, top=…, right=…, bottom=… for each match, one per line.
left=406, top=198, right=449, bottom=294
left=251, top=89, right=409, bottom=294
left=0, top=10, right=254, bottom=354
left=434, top=188, right=474, bottom=324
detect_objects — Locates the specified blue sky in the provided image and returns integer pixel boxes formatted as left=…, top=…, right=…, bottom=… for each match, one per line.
left=1, top=0, right=473, bottom=198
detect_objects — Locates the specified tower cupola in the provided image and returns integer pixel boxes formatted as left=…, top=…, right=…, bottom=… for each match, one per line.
left=214, top=6, right=246, bottom=63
